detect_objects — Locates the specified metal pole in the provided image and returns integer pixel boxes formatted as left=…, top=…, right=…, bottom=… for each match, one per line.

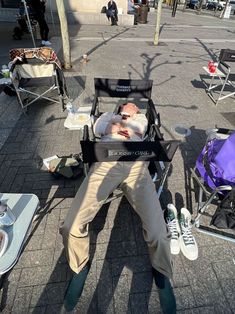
left=153, top=0, right=162, bottom=45
left=172, top=0, right=178, bottom=17
left=22, top=0, right=36, bottom=47
left=49, top=0, right=56, bottom=35
left=55, top=0, right=71, bottom=69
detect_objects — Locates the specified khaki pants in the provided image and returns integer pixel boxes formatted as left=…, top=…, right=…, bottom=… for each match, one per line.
left=60, top=161, right=173, bottom=278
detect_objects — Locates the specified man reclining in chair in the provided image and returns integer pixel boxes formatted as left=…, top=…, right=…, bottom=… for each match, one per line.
left=60, top=103, right=176, bottom=313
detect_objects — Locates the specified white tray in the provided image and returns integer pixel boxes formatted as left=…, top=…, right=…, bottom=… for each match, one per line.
left=64, top=106, right=92, bottom=130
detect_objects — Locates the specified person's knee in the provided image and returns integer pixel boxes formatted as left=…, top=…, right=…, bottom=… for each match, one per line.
left=60, top=221, right=89, bottom=240
left=59, top=222, right=69, bottom=240
left=144, top=225, right=171, bottom=245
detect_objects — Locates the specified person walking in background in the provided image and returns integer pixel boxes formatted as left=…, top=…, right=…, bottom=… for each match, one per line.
left=30, top=0, right=51, bottom=46
left=106, top=0, right=118, bottom=26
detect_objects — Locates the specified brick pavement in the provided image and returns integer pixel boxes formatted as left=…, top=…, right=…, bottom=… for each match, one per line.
left=0, top=8, right=235, bottom=314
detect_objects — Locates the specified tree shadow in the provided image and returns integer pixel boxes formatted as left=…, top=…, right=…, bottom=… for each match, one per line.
left=72, top=27, right=132, bottom=66
left=178, top=126, right=207, bottom=213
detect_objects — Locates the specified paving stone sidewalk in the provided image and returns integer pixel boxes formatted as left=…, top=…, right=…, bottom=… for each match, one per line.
left=0, top=8, right=235, bottom=314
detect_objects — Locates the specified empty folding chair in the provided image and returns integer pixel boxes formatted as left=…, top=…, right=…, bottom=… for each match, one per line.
left=203, top=49, right=235, bottom=105
left=9, top=47, right=68, bottom=112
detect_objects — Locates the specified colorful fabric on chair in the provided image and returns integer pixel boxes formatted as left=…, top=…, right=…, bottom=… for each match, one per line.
left=196, top=132, right=235, bottom=189
left=9, top=47, right=61, bottom=69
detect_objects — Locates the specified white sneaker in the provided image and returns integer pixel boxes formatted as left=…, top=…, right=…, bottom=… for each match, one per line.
left=42, top=40, right=52, bottom=46
left=179, top=208, right=198, bottom=261
left=166, top=204, right=180, bottom=255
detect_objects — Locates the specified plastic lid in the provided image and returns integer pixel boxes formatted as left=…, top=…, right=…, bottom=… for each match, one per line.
left=172, top=124, right=191, bottom=137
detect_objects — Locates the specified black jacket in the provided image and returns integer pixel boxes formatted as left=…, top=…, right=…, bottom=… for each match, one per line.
left=30, top=0, right=46, bottom=15
left=107, top=0, right=118, bottom=20
left=107, top=0, right=118, bottom=12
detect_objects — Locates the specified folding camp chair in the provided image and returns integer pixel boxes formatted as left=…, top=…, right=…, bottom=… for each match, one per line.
left=9, top=47, right=68, bottom=112
left=80, top=78, right=179, bottom=204
left=191, top=128, right=235, bottom=243
left=203, top=49, right=235, bottom=105
left=0, top=193, right=39, bottom=310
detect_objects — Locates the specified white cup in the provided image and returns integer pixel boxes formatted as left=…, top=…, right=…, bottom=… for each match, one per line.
left=83, top=54, right=88, bottom=61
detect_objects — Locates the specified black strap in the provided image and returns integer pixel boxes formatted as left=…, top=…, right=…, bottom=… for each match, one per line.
left=202, top=141, right=216, bottom=186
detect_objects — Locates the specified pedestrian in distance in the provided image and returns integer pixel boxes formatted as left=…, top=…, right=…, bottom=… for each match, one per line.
left=106, top=0, right=118, bottom=26
left=29, top=0, right=51, bottom=46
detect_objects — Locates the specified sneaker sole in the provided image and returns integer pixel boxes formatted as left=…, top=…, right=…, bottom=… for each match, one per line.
left=179, top=237, right=198, bottom=260
left=171, top=245, right=180, bottom=255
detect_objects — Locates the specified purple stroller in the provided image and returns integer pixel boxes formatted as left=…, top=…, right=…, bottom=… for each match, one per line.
left=191, top=128, right=235, bottom=243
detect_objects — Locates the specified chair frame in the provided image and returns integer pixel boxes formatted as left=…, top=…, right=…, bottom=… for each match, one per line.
left=9, top=49, right=67, bottom=112
left=80, top=78, right=179, bottom=204
left=204, top=49, right=235, bottom=105
left=190, top=127, right=235, bottom=243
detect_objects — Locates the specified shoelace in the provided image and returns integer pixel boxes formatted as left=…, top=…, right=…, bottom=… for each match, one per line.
left=181, top=219, right=195, bottom=245
left=167, top=218, right=179, bottom=240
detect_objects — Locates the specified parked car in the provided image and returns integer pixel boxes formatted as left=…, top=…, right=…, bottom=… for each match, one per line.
left=186, top=0, right=206, bottom=9
left=186, top=0, right=199, bottom=9
left=206, top=0, right=225, bottom=10
left=229, top=0, right=235, bottom=14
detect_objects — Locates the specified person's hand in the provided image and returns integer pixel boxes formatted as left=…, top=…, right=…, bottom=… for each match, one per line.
left=117, top=129, right=130, bottom=138
left=105, top=122, right=121, bottom=135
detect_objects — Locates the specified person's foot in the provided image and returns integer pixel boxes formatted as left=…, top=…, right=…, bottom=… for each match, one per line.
left=179, top=208, right=198, bottom=261
left=41, top=40, right=52, bottom=46
left=152, top=268, right=176, bottom=314
left=64, top=262, right=90, bottom=312
left=166, top=204, right=180, bottom=255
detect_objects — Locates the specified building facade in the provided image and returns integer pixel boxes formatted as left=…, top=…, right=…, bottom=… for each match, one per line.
left=0, top=0, right=131, bottom=24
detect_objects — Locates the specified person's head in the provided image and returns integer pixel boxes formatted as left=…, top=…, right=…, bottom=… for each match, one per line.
left=119, top=102, right=140, bottom=119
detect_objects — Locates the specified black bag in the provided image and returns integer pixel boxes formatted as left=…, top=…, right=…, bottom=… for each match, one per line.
left=210, top=188, right=235, bottom=229
left=101, top=6, right=107, bottom=13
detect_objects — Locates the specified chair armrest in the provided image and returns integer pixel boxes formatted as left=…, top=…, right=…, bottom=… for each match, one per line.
left=215, top=127, right=235, bottom=136
left=80, top=139, right=180, bottom=163
left=219, top=61, right=230, bottom=71
left=91, top=96, right=98, bottom=116
left=83, top=125, right=90, bottom=141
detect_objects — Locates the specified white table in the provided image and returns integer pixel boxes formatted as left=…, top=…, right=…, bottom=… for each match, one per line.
left=203, top=65, right=235, bottom=105
left=0, top=193, right=39, bottom=275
